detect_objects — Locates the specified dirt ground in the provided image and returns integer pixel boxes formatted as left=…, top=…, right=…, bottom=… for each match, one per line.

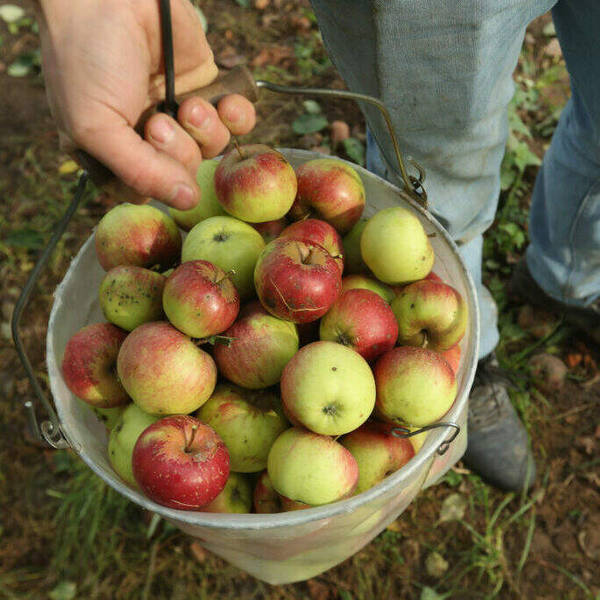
left=1, top=2, right=599, bottom=599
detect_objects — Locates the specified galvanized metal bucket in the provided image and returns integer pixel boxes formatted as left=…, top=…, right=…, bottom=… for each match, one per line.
left=44, top=148, right=479, bottom=585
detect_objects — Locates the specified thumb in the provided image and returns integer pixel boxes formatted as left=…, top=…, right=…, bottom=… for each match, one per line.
left=78, top=118, right=200, bottom=210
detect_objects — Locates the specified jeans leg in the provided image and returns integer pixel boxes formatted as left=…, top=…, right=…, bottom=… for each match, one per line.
left=526, top=0, right=600, bottom=306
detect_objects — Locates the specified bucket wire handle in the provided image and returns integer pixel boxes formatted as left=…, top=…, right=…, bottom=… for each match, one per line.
left=391, top=422, right=461, bottom=456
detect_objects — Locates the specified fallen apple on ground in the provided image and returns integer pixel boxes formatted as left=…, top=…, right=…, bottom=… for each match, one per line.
left=99, top=265, right=165, bottom=331
left=213, top=301, right=299, bottom=389
left=195, top=384, right=289, bottom=473
left=162, top=260, right=240, bottom=339
left=281, top=341, right=376, bottom=435
left=267, top=427, right=358, bottom=506
left=117, top=321, right=217, bottom=415
left=95, top=203, right=181, bottom=271
left=132, top=415, right=230, bottom=510
left=215, top=144, right=297, bottom=223
left=62, top=322, right=129, bottom=408
left=254, top=238, right=342, bottom=323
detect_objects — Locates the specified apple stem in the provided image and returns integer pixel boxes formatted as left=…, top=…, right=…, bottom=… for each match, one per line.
left=202, top=334, right=236, bottom=347
left=233, top=137, right=244, bottom=160
left=185, top=425, right=199, bottom=453
left=420, top=331, right=429, bottom=348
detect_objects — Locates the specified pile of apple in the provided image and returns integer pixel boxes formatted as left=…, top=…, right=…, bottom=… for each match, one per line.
left=61, top=144, right=467, bottom=514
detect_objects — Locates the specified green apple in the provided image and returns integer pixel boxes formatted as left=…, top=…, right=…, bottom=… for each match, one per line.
left=76, top=399, right=127, bottom=431
left=341, top=274, right=395, bottom=303
left=168, top=159, right=226, bottom=231
left=195, top=384, right=289, bottom=473
left=342, top=218, right=369, bottom=274
left=99, top=265, right=165, bottom=331
left=340, top=421, right=414, bottom=494
left=360, top=207, right=434, bottom=284
left=374, top=346, right=457, bottom=427
left=267, top=428, right=358, bottom=505
left=181, top=215, right=265, bottom=300
left=201, top=472, right=253, bottom=513
left=280, top=341, right=376, bottom=435
left=108, top=403, right=160, bottom=486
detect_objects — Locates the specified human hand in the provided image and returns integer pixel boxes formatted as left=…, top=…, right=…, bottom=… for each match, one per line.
left=36, top=0, right=256, bottom=208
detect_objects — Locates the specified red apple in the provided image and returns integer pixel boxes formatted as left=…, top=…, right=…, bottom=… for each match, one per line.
left=117, top=322, right=217, bottom=415
left=61, top=322, right=129, bottom=408
left=319, top=289, right=398, bottom=362
left=390, top=270, right=443, bottom=297
left=280, top=495, right=312, bottom=511
left=278, top=218, right=344, bottom=274
left=214, top=144, right=297, bottom=223
left=253, top=470, right=283, bottom=514
left=95, top=203, right=181, bottom=271
left=254, top=238, right=342, bottom=323
left=340, top=421, right=415, bottom=494
left=441, top=343, right=461, bottom=374
left=132, top=415, right=229, bottom=510
left=213, top=301, right=299, bottom=389
left=289, top=158, right=366, bottom=233
left=391, top=279, right=468, bottom=351
left=162, top=260, right=240, bottom=339
left=374, top=346, right=457, bottom=427
left=251, top=218, right=288, bottom=243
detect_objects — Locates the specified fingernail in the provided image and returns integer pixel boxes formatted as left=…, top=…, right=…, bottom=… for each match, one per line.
left=188, top=105, right=211, bottom=130
left=171, top=183, right=197, bottom=210
left=150, top=118, right=175, bottom=144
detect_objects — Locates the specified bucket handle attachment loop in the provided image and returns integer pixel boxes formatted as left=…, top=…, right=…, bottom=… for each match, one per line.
left=392, top=422, right=461, bottom=456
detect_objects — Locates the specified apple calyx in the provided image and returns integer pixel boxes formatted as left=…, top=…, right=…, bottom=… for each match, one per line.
left=335, top=329, right=355, bottom=347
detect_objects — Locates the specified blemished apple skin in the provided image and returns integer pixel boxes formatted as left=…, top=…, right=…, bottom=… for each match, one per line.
left=215, top=144, right=297, bottom=223
left=278, top=218, right=344, bottom=274
left=213, top=301, right=299, bottom=389
left=162, top=260, right=240, bottom=339
left=132, top=415, right=230, bottom=511
left=95, top=203, right=181, bottom=271
left=289, top=158, right=366, bottom=234
left=281, top=341, right=376, bottom=436
left=360, top=206, right=434, bottom=284
left=253, top=470, right=284, bottom=513
left=99, top=265, right=165, bottom=331
left=392, top=279, right=468, bottom=351
left=117, top=322, right=217, bottom=415
left=267, top=427, right=359, bottom=506
left=200, top=472, right=253, bottom=513
left=254, top=238, right=342, bottom=324
left=195, top=384, right=289, bottom=473
left=319, top=289, right=398, bottom=362
left=374, top=346, right=457, bottom=427
left=341, top=274, right=395, bottom=304
left=169, top=159, right=226, bottom=231
left=340, top=421, right=415, bottom=495
left=108, top=403, right=160, bottom=487
left=181, top=215, right=265, bottom=301
left=62, top=322, right=129, bottom=408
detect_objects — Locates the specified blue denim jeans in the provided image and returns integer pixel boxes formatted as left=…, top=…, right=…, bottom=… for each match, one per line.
left=310, top=0, right=600, bottom=359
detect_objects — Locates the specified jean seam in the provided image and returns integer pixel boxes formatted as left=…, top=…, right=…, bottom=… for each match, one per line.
left=563, top=176, right=600, bottom=304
